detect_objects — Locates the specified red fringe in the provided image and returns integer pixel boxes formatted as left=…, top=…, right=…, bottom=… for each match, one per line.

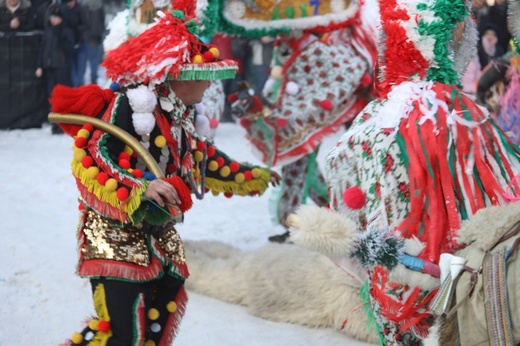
left=77, top=257, right=164, bottom=282
left=50, top=84, right=116, bottom=136
left=158, top=286, right=188, bottom=346
left=162, top=176, right=193, bottom=213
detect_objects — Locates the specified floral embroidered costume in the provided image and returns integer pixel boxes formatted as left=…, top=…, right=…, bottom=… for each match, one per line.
left=219, top=0, right=378, bottom=239
left=50, top=9, right=274, bottom=346
left=288, top=0, right=520, bottom=343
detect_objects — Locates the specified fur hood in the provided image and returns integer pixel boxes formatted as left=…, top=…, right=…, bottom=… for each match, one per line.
left=0, top=0, right=32, bottom=10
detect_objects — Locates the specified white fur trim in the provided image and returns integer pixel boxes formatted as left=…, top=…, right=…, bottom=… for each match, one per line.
left=127, top=85, right=157, bottom=113
left=132, top=113, right=156, bottom=136
left=289, top=205, right=358, bottom=258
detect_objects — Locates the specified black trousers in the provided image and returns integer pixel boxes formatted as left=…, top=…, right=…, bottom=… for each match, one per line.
left=75, top=273, right=185, bottom=346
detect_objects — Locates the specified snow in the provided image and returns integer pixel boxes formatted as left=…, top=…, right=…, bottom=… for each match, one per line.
left=0, top=123, right=373, bottom=346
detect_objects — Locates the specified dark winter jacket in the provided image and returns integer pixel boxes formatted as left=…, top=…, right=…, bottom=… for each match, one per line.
left=83, top=0, right=104, bottom=45
left=0, top=0, right=34, bottom=32
left=37, top=9, right=74, bottom=69
left=59, top=0, right=87, bottom=46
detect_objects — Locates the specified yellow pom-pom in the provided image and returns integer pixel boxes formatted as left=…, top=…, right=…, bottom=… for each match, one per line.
left=220, top=166, right=231, bottom=177
left=271, top=65, right=283, bottom=79
left=105, top=178, right=118, bottom=192
left=71, top=332, right=83, bottom=344
left=251, top=168, right=261, bottom=178
left=166, top=301, right=178, bottom=313
left=144, top=340, right=156, bottom=346
left=74, top=148, right=87, bottom=162
left=234, top=173, right=245, bottom=183
left=211, top=190, right=220, bottom=196
left=88, top=319, right=99, bottom=330
left=86, top=166, right=99, bottom=180
left=154, top=135, right=166, bottom=148
left=194, top=151, right=204, bottom=162
left=209, top=47, right=220, bottom=59
left=192, top=55, right=203, bottom=64
left=124, top=145, right=134, bottom=155
left=77, top=129, right=90, bottom=138
left=208, top=160, right=219, bottom=171
left=148, top=308, right=160, bottom=320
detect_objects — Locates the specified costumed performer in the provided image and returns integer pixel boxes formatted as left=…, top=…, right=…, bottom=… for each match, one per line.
left=50, top=10, right=280, bottom=346
left=288, top=0, right=520, bottom=343
left=221, top=0, right=378, bottom=242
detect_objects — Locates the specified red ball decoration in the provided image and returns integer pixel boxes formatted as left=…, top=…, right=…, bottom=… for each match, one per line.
left=116, top=187, right=129, bottom=201
left=361, top=73, right=372, bottom=87
left=215, top=157, right=225, bottom=168
left=224, top=191, right=233, bottom=198
left=131, top=169, right=144, bottom=178
left=98, top=320, right=111, bottom=333
left=243, top=170, right=252, bottom=181
left=119, top=159, right=131, bottom=169
left=209, top=118, right=219, bottom=129
left=82, top=124, right=94, bottom=132
left=75, top=137, right=87, bottom=149
left=229, top=162, right=240, bottom=173
left=343, top=186, right=366, bottom=210
left=167, top=164, right=176, bottom=174
left=202, top=51, right=215, bottom=62
left=239, top=117, right=251, bottom=129
left=96, top=172, right=109, bottom=185
left=227, top=93, right=238, bottom=103
left=81, top=156, right=94, bottom=168
left=197, top=141, right=206, bottom=152
left=207, top=146, right=216, bottom=158
left=319, top=99, right=334, bottom=111
left=78, top=202, right=85, bottom=211
left=275, top=118, right=287, bottom=127
left=118, top=152, right=131, bottom=161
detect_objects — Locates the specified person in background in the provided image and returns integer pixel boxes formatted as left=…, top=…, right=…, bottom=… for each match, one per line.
left=478, top=24, right=506, bottom=69
left=82, top=0, right=105, bottom=84
left=0, top=0, right=34, bottom=31
left=59, top=0, right=88, bottom=86
left=489, top=0, right=511, bottom=53
left=35, top=2, right=74, bottom=134
left=249, top=36, right=274, bottom=96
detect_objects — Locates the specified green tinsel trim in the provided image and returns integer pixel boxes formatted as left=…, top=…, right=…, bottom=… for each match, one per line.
left=417, top=0, right=468, bottom=85
left=360, top=281, right=384, bottom=346
left=169, top=67, right=237, bottom=81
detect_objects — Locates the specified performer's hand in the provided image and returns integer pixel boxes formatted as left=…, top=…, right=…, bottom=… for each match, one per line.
left=270, top=170, right=281, bottom=186
left=145, top=179, right=181, bottom=207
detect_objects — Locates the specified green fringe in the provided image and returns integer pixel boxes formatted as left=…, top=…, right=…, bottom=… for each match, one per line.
left=360, top=281, right=384, bottom=346
left=169, top=67, right=238, bottom=81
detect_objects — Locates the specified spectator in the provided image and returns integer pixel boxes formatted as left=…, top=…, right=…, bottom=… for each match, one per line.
left=249, top=36, right=274, bottom=95
left=35, top=2, right=74, bottom=134
left=478, top=24, right=506, bottom=69
left=488, top=0, right=511, bottom=53
left=472, top=0, right=490, bottom=32
left=59, top=0, right=88, bottom=86
left=83, top=0, right=105, bottom=84
left=0, top=0, right=34, bottom=31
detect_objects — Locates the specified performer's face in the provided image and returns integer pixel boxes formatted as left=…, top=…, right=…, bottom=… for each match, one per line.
left=168, top=80, right=211, bottom=106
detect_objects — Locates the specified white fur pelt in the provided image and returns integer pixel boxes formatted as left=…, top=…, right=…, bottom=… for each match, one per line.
left=184, top=240, right=379, bottom=345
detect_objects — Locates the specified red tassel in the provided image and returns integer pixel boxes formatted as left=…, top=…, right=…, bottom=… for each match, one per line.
left=50, top=84, right=115, bottom=136
left=162, top=176, right=193, bottom=213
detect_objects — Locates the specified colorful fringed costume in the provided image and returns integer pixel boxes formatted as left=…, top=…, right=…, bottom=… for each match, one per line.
left=321, top=0, right=520, bottom=343
left=51, top=10, right=273, bottom=346
left=222, top=0, right=378, bottom=232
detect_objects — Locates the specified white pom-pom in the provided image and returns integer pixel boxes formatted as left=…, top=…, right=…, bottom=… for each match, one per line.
left=132, top=112, right=155, bottom=135
left=195, top=114, right=211, bottom=139
left=195, top=102, right=206, bottom=115
left=285, top=81, right=299, bottom=95
left=263, top=78, right=275, bottom=94
left=127, top=85, right=157, bottom=113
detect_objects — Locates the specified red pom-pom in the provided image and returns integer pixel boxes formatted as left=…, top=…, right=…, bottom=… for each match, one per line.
left=75, top=137, right=87, bottom=149
left=197, top=141, right=206, bottom=152
left=244, top=170, right=252, bottom=181
left=96, top=172, right=109, bottom=185
left=239, top=117, right=251, bottom=129
left=249, top=96, right=263, bottom=113
left=361, top=73, right=372, bottom=87
left=209, top=118, right=219, bottom=129
left=81, top=156, right=93, bottom=168
left=224, top=192, right=233, bottom=198
left=118, top=152, right=131, bottom=161
left=207, top=146, right=216, bottom=157
left=167, top=164, right=176, bottom=173
left=116, top=187, right=129, bottom=201
left=227, top=93, right=238, bottom=103
left=202, top=51, right=215, bottom=62
left=215, top=157, right=225, bottom=168
left=319, top=99, right=334, bottom=111
left=162, top=176, right=193, bottom=213
left=131, top=169, right=144, bottom=178
left=229, top=162, right=240, bottom=173
left=119, top=159, right=131, bottom=169
left=82, top=124, right=94, bottom=132
left=78, top=202, right=85, bottom=211
left=98, top=320, right=111, bottom=333
left=275, top=118, right=287, bottom=127
left=343, top=186, right=366, bottom=210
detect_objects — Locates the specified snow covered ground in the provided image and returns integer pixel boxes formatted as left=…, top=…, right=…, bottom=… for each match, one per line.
left=0, top=123, right=374, bottom=345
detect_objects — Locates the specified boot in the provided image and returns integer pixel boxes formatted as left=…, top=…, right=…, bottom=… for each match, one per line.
left=268, top=231, right=291, bottom=243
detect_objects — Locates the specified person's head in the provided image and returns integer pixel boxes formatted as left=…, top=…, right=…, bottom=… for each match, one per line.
left=472, top=0, right=486, bottom=9
left=6, top=0, right=20, bottom=7
left=63, top=0, right=76, bottom=9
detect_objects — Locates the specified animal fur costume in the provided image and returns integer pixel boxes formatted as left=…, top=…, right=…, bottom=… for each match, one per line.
left=50, top=10, right=275, bottom=346
left=287, top=0, right=520, bottom=343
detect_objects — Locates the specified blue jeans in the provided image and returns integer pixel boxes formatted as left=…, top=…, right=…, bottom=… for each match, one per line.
left=71, top=42, right=88, bottom=87
left=86, top=41, right=102, bottom=84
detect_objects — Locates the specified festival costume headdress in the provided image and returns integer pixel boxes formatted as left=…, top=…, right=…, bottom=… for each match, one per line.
left=102, top=10, right=238, bottom=87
